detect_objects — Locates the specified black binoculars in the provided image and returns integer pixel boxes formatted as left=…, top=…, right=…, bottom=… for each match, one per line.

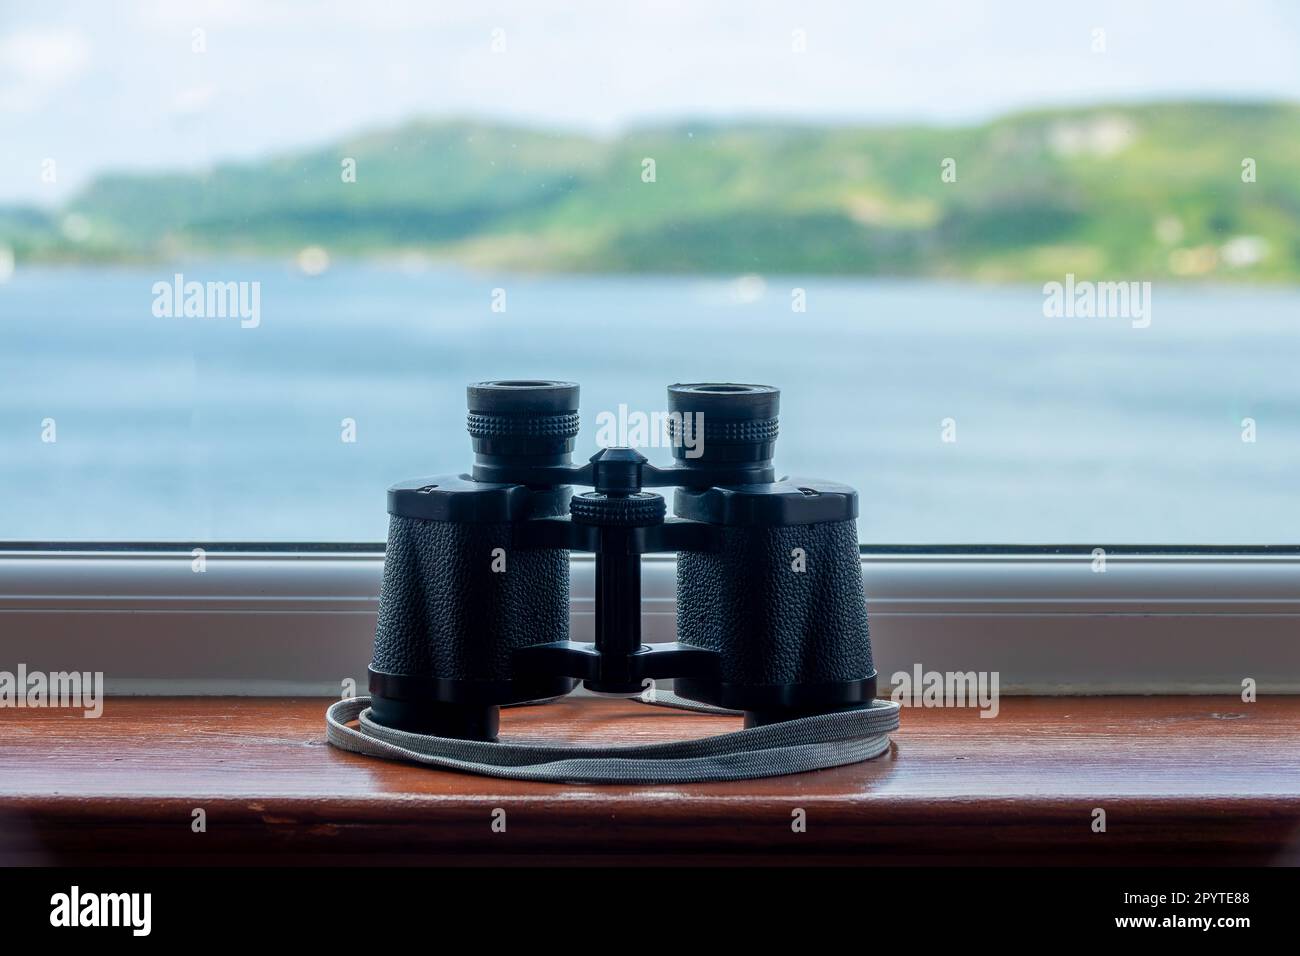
left=367, top=380, right=877, bottom=741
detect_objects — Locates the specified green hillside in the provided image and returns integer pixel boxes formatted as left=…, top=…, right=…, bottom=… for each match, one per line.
left=5, top=101, right=1300, bottom=280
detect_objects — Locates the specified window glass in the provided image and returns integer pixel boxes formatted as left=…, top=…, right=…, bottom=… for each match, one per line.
left=2, top=2, right=1297, bottom=543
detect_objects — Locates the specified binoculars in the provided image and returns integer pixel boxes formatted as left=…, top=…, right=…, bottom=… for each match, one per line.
left=367, top=380, right=877, bottom=741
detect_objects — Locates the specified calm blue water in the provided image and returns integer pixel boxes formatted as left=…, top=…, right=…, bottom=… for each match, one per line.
left=1, top=262, right=1297, bottom=543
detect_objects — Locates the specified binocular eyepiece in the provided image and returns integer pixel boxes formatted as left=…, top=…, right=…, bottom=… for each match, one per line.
left=666, top=382, right=780, bottom=471
left=468, top=379, right=780, bottom=487
left=369, top=379, right=876, bottom=741
left=466, top=380, right=582, bottom=473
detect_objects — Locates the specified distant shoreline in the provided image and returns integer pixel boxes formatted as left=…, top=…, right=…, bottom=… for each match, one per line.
left=6, top=258, right=1300, bottom=294
left=4, top=101, right=1298, bottom=283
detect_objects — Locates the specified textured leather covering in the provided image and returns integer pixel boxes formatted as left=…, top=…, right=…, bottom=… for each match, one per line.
left=371, top=515, right=569, bottom=681
left=675, top=519, right=872, bottom=685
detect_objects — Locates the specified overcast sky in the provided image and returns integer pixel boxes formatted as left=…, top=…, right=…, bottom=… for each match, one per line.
left=3, top=0, right=1299, bottom=204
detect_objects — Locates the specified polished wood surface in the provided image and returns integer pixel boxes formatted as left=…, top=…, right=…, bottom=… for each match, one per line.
left=2, top=695, right=1297, bottom=864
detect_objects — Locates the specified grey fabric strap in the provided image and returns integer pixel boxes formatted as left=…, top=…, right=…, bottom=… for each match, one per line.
left=325, top=693, right=899, bottom=784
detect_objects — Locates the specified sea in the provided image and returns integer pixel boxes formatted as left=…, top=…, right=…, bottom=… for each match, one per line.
left=1, top=261, right=1297, bottom=544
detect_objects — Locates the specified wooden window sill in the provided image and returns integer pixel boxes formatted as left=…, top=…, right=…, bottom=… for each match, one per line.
left=2, top=696, right=1297, bottom=865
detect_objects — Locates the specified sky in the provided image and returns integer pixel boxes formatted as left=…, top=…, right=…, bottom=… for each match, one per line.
left=2, top=0, right=1299, bottom=204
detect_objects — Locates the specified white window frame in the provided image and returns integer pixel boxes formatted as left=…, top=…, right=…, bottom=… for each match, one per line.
left=0, top=547, right=1296, bottom=695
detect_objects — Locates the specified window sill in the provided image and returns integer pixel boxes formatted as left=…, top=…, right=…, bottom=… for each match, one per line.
left=4, top=549, right=1300, bottom=695
left=2, top=695, right=1297, bottom=865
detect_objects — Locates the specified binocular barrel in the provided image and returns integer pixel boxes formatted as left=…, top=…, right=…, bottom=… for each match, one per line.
left=367, top=380, right=877, bottom=740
